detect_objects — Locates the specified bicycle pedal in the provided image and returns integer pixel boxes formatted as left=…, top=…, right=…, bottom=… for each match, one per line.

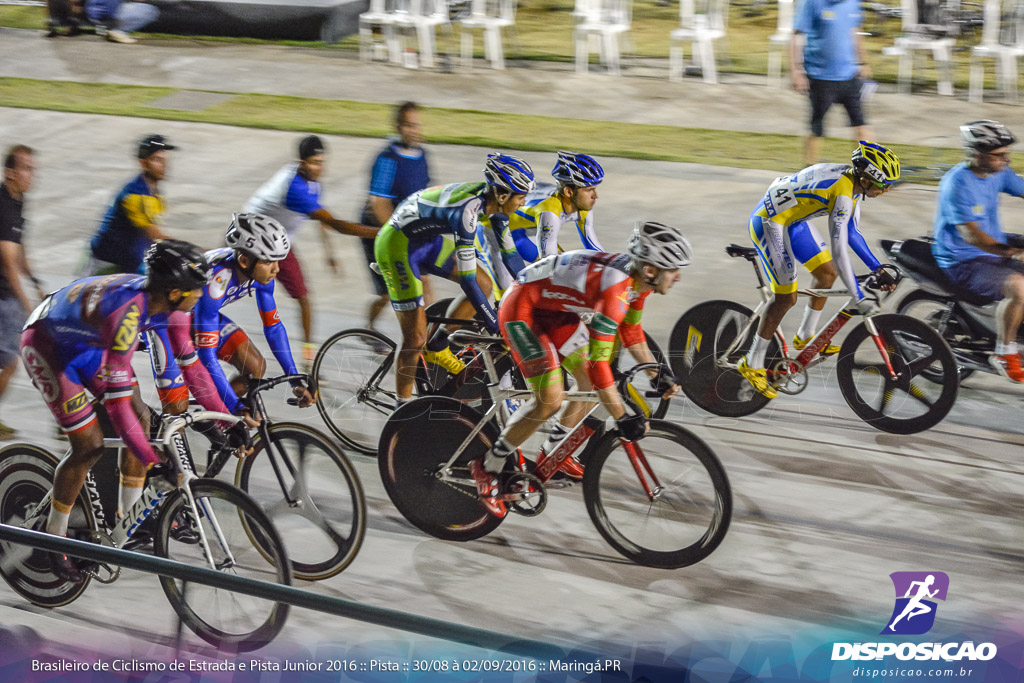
left=84, top=561, right=120, bottom=584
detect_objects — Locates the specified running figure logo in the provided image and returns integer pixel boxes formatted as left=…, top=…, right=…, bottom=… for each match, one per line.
left=882, top=572, right=949, bottom=635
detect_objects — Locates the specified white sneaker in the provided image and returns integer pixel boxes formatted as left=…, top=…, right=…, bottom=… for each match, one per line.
left=106, top=30, right=137, bottom=44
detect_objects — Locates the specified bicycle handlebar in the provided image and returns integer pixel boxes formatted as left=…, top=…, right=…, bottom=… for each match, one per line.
left=616, top=362, right=664, bottom=417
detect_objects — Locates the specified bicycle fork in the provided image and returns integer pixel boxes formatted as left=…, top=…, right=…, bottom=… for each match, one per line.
left=621, top=440, right=664, bottom=502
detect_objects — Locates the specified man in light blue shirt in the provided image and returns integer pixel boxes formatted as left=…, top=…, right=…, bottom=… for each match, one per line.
left=790, top=0, right=873, bottom=164
left=933, top=120, right=1024, bottom=381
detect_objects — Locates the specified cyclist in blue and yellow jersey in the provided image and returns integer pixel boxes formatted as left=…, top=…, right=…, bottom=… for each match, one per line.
left=374, top=153, right=534, bottom=403
left=507, top=151, right=605, bottom=263
left=739, top=141, right=901, bottom=399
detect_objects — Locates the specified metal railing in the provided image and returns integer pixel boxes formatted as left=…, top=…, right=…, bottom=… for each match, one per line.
left=0, top=523, right=567, bottom=660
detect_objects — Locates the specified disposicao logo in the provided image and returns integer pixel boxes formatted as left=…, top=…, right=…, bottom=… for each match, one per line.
left=831, top=572, right=998, bottom=662
left=882, top=571, right=948, bottom=635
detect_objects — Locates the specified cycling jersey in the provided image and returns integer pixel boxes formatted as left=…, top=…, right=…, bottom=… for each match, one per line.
left=20, top=274, right=229, bottom=466
left=749, top=163, right=879, bottom=298
left=148, top=248, right=298, bottom=413
left=244, top=162, right=323, bottom=238
left=374, top=182, right=519, bottom=331
left=508, top=185, right=602, bottom=262
left=474, top=212, right=526, bottom=300
left=90, top=174, right=164, bottom=274
left=500, top=250, right=648, bottom=391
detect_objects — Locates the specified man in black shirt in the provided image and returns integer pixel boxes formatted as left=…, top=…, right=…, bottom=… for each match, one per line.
left=0, top=145, right=45, bottom=439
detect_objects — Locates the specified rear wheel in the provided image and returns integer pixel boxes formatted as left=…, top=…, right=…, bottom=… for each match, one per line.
left=378, top=397, right=504, bottom=541
left=836, top=314, right=959, bottom=434
left=583, top=421, right=731, bottom=569
left=895, top=289, right=975, bottom=383
left=236, top=423, right=366, bottom=581
left=313, top=328, right=397, bottom=455
left=0, top=444, right=94, bottom=608
left=154, top=478, right=291, bottom=652
left=668, top=301, right=782, bottom=418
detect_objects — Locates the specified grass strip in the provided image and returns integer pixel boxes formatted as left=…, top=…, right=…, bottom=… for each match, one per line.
left=0, top=76, right=961, bottom=175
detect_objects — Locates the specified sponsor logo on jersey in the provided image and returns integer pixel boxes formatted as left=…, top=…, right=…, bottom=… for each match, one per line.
left=111, top=304, right=141, bottom=353
left=62, top=392, right=89, bottom=415
left=589, top=312, right=618, bottom=336
left=21, top=345, right=59, bottom=403
left=541, top=289, right=585, bottom=304
left=195, top=331, right=219, bottom=348
left=209, top=268, right=231, bottom=300
left=66, top=282, right=84, bottom=303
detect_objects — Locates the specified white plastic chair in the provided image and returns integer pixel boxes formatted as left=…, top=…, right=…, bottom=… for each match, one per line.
left=669, top=0, right=729, bottom=83
left=767, top=0, right=795, bottom=87
left=359, top=0, right=402, bottom=63
left=574, top=0, right=633, bottom=75
left=969, top=0, right=1024, bottom=102
left=882, top=0, right=957, bottom=95
left=460, top=0, right=518, bottom=69
left=393, top=0, right=451, bottom=68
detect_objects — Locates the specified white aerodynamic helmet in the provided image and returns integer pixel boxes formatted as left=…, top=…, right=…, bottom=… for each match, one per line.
left=226, top=213, right=290, bottom=261
left=627, top=221, right=693, bottom=270
left=960, top=120, right=1016, bottom=154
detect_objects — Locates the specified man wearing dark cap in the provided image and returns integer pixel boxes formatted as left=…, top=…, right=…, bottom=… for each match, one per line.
left=87, top=134, right=175, bottom=275
left=245, top=134, right=379, bottom=369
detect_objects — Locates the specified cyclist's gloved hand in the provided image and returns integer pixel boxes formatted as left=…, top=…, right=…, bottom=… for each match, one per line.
left=856, top=297, right=880, bottom=317
left=616, top=413, right=648, bottom=442
left=871, top=267, right=898, bottom=292
left=290, top=376, right=315, bottom=408
left=225, top=420, right=253, bottom=457
left=654, top=367, right=678, bottom=395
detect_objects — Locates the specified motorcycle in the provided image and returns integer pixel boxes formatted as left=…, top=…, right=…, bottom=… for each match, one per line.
left=881, top=236, right=1024, bottom=384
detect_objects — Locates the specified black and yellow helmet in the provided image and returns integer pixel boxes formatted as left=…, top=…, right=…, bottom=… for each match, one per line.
left=852, top=141, right=901, bottom=187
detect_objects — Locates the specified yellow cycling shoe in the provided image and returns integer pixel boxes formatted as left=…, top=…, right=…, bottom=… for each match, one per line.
left=737, top=357, right=777, bottom=399
left=423, top=347, right=466, bottom=375
left=793, top=334, right=840, bottom=356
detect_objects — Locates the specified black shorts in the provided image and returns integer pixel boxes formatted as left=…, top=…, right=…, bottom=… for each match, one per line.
left=808, top=77, right=866, bottom=137
left=943, top=256, right=1024, bottom=303
left=361, top=236, right=387, bottom=296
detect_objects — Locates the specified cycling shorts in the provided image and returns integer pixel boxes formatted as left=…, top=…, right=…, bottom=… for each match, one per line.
left=374, top=223, right=457, bottom=311
left=498, top=284, right=589, bottom=390
left=749, top=210, right=833, bottom=294
left=20, top=326, right=136, bottom=435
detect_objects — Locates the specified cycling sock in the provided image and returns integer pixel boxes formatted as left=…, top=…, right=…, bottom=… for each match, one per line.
left=542, top=422, right=569, bottom=454
left=747, top=334, right=770, bottom=369
left=46, top=499, right=72, bottom=537
left=996, top=342, right=1018, bottom=356
left=483, top=437, right=515, bottom=473
left=425, top=329, right=450, bottom=353
left=796, top=306, right=823, bottom=340
left=117, top=475, right=146, bottom=519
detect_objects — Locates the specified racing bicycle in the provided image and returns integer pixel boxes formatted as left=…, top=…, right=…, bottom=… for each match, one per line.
left=667, top=244, right=959, bottom=434
left=378, top=329, right=731, bottom=569
left=0, top=409, right=291, bottom=652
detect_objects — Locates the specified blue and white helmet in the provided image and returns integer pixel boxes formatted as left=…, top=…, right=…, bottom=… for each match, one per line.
left=483, top=153, right=535, bottom=194
left=551, top=151, right=605, bottom=187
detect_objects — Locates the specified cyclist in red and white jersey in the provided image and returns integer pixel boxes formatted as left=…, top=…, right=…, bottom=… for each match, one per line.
left=468, top=222, right=690, bottom=517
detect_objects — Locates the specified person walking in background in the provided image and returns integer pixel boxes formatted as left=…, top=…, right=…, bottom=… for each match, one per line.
left=245, top=135, right=379, bottom=371
left=85, top=0, right=159, bottom=43
left=790, top=0, right=873, bottom=165
left=87, top=134, right=175, bottom=275
left=0, top=145, right=46, bottom=439
left=360, top=102, right=432, bottom=331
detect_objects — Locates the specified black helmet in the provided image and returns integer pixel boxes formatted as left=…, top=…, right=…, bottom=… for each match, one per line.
left=143, top=240, right=212, bottom=292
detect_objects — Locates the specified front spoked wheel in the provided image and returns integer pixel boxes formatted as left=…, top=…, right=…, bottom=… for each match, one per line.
left=236, top=422, right=366, bottom=581
left=154, top=479, right=291, bottom=652
left=313, top=328, right=397, bottom=455
left=836, top=314, right=959, bottom=434
left=378, top=397, right=504, bottom=541
left=668, top=301, right=783, bottom=417
left=583, top=421, right=731, bottom=569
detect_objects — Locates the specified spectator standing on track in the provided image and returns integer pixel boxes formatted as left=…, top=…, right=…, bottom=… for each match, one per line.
left=0, top=145, right=46, bottom=440
left=85, top=0, right=159, bottom=43
left=245, top=135, right=379, bottom=371
left=360, top=102, right=433, bottom=331
left=790, top=0, right=873, bottom=165
left=87, top=134, right=175, bottom=275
